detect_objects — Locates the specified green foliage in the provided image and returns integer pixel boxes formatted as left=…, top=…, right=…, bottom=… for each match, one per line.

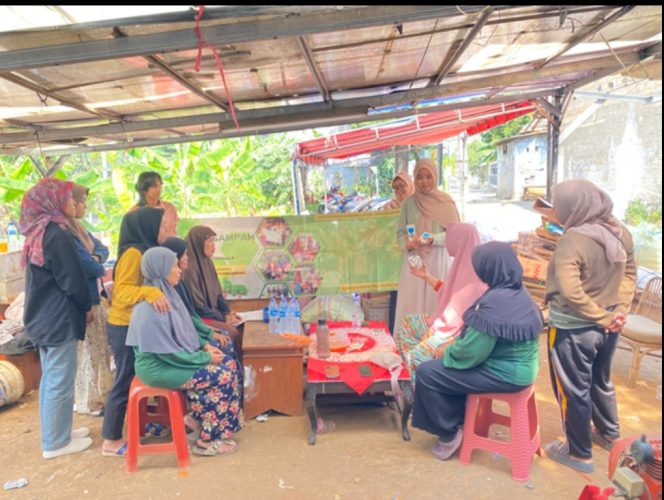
left=625, top=198, right=662, bottom=227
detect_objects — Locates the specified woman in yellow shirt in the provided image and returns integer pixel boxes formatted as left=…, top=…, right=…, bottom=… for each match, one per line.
left=101, top=207, right=170, bottom=457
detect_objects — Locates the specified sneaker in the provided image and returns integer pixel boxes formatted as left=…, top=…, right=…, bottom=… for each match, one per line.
left=431, top=429, right=463, bottom=461
left=43, top=437, right=93, bottom=460
left=71, top=427, right=90, bottom=439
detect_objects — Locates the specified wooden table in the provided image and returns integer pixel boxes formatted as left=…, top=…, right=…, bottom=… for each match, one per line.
left=241, top=321, right=304, bottom=420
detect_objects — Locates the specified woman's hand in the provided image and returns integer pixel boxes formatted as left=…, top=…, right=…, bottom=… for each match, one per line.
left=230, top=312, right=243, bottom=326
left=409, top=261, right=429, bottom=280
left=151, top=295, right=171, bottom=313
left=406, top=239, right=420, bottom=251
left=213, top=331, right=230, bottom=348
left=204, top=343, right=223, bottom=364
left=605, top=313, right=626, bottom=333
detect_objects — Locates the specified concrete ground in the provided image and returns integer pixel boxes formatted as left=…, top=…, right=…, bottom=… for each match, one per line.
left=1, top=336, right=661, bottom=500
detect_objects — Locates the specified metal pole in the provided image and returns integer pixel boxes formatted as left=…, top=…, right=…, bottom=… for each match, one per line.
left=546, top=93, right=562, bottom=201
left=291, top=148, right=301, bottom=215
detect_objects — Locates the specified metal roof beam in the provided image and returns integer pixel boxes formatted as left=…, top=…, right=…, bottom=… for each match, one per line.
left=535, top=6, right=636, bottom=69
left=573, top=90, right=658, bottom=103
left=297, top=36, right=331, bottom=103
left=431, top=7, right=494, bottom=86
left=2, top=91, right=547, bottom=157
left=0, top=72, right=122, bottom=120
left=0, top=6, right=514, bottom=72
left=112, top=27, right=230, bottom=112
left=0, top=46, right=655, bottom=146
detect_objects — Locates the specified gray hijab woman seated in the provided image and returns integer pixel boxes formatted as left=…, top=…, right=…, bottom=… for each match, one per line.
left=126, top=247, right=244, bottom=456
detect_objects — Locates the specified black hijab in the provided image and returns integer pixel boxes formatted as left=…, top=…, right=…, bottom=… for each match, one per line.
left=462, top=241, right=543, bottom=341
left=161, top=237, right=197, bottom=316
left=117, top=207, right=164, bottom=261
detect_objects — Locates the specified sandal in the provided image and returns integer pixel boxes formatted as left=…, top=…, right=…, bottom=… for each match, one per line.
left=544, top=440, right=595, bottom=473
left=144, top=422, right=171, bottom=438
left=101, top=442, right=127, bottom=458
left=192, top=439, right=238, bottom=457
left=591, top=428, right=616, bottom=451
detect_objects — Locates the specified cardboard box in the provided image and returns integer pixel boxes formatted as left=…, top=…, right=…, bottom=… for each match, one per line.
left=0, top=275, right=25, bottom=304
left=362, top=292, right=391, bottom=325
left=0, top=250, right=22, bottom=281
left=517, top=254, right=549, bottom=282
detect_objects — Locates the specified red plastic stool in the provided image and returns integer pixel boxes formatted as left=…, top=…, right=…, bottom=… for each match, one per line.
left=126, top=377, right=190, bottom=472
left=458, top=384, right=541, bottom=482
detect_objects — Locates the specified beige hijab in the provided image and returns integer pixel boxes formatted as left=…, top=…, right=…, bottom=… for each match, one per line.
left=68, top=183, right=95, bottom=253
left=412, top=158, right=460, bottom=234
left=387, top=170, right=414, bottom=209
left=553, top=179, right=626, bottom=263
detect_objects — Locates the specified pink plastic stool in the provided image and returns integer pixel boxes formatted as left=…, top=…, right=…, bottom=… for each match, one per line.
left=126, top=377, right=190, bottom=472
left=459, top=384, right=541, bottom=482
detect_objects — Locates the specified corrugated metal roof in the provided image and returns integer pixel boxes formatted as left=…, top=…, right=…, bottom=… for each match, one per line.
left=0, top=5, right=660, bottom=156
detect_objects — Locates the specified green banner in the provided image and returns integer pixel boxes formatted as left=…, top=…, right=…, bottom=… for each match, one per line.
left=178, top=211, right=401, bottom=299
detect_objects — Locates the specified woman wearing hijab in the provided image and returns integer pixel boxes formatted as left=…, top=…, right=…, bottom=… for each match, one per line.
left=395, top=158, right=460, bottom=330
left=395, top=223, right=486, bottom=381
left=101, top=207, right=171, bottom=457
left=67, top=183, right=114, bottom=416
left=383, top=170, right=415, bottom=210
left=544, top=180, right=636, bottom=474
left=413, top=242, right=543, bottom=461
left=182, top=226, right=241, bottom=351
left=127, top=247, right=244, bottom=456
left=131, top=171, right=179, bottom=239
left=20, top=178, right=93, bottom=459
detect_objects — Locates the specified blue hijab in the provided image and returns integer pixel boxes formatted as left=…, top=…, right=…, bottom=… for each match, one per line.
left=126, top=247, right=200, bottom=354
left=462, top=242, right=543, bottom=341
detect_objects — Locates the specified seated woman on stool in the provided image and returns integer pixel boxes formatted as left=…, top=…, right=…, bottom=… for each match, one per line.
left=412, top=242, right=543, bottom=461
left=182, top=226, right=242, bottom=352
left=126, top=247, right=244, bottom=456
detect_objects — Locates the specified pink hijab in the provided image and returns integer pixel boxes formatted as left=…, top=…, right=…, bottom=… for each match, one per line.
left=412, top=158, right=460, bottom=234
left=430, top=222, right=487, bottom=338
left=385, top=170, right=415, bottom=209
left=19, top=178, right=73, bottom=268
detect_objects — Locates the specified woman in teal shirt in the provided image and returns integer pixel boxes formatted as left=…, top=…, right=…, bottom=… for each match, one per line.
left=126, top=247, right=244, bottom=456
left=412, top=242, right=543, bottom=461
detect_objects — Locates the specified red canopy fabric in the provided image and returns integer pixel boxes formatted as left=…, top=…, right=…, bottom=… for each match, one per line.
left=295, top=100, right=535, bottom=165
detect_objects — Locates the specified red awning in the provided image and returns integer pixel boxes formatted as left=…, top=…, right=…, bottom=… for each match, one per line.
left=295, top=101, right=535, bottom=165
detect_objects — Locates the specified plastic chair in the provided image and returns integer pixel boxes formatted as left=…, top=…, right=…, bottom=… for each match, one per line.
left=621, top=277, right=662, bottom=388
left=459, top=384, right=541, bottom=482
left=125, top=377, right=189, bottom=473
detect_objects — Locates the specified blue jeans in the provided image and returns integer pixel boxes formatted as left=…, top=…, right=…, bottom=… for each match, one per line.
left=39, top=338, right=78, bottom=451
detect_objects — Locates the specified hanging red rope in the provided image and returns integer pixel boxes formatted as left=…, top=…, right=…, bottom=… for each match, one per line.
left=193, top=5, right=240, bottom=130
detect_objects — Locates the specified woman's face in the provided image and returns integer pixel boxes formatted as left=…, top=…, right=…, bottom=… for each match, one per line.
left=64, top=195, right=77, bottom=217
left=144, top=181, right=162, bottom=207
left=392, top=179, right=408, bottom=202
left=75, top=193, right=87, bottom=219
left=415, top=168, right=434, bottom=193
left=178, top=252, right=189, bottom=270
left=203, top=235, right=216, bottom=258
left=166, top=260, right=182, bottom=286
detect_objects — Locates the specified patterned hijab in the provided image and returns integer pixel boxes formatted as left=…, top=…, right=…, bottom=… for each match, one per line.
left=19, top=178, right=73, bottom=268
left=182, top=226, right=224, bottom=312
left=412, top=158, right=460, bottom=234
left=67, top=183, right=95, bottom=254
left=553, top=179, right=626, bottom=263
left=462, top=242, right=543, bottom=341
left=431, top=223, right=487, bottom=338
left=126, top=247, right=199, bottom=354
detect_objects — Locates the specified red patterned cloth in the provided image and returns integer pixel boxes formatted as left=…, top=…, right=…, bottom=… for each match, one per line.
left=307, top=321, right=410, bottom=395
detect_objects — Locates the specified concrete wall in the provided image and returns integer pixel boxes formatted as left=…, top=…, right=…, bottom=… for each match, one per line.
left=559, top=80, right=662, bottom=219
left=496, top=134, right=547, bottom=199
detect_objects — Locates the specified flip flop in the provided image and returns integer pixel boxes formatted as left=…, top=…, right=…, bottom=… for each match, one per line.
left=192, top=439, right=238, bottom=457
left=144, top=422, right=171, bottom=438
left=591, top=428, right=616, bottom=451
left=101, top=442, right=127, bottom=458
left=544, top=440, right=594, bottom=473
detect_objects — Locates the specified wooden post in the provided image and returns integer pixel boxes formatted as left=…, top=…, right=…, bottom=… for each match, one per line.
left=546, top=93, right=563, bottom=202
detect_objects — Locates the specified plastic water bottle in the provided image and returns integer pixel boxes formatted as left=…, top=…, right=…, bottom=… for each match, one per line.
left=283, top=298, right=296, bottom=334
left=351, top=292, right=363, bottom=328
left=316, top=319, right=330, bottom=359
left=6, top=221, right=19, bottom=252
left=292, top=297, right=302, bottom=334
left=268, top=296, right=279, bottom=334
left=277, top=295, right=288, bottom=333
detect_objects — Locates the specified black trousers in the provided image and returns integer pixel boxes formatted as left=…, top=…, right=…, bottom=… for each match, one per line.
left=102, top=323, right=134, bottom=441
left=413, top=359, right=526, bottom=442
left=547, top=325, right=620, bottom=459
